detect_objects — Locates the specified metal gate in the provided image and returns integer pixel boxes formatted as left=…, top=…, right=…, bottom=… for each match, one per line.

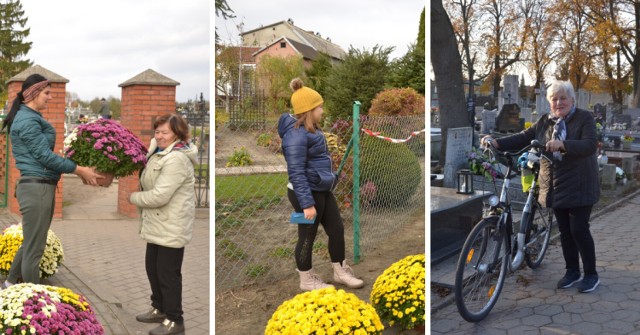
left=185, top=93, right=210, bottom=208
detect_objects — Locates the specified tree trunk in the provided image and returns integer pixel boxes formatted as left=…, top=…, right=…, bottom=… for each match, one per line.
left=632, top=62, right=640, bottom=108
left=431, top=0, right=467, bottom=167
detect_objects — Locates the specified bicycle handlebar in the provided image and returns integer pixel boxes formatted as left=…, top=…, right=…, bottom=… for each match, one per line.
left=482, top=139, right=544, bottom=158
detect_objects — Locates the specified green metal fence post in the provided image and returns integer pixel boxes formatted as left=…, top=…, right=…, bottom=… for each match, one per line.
left=336, top=137, right=353, bottom=179
left=352, top=101, right=361, bottom=264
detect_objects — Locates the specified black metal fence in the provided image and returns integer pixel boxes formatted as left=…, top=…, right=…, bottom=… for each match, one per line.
left=228, top=92, right=267, bottom=130
left=184, top=93, right=210, bottom=208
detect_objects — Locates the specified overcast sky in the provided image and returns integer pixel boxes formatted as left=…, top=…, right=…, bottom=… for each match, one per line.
left=21, top=1, right=209, bottom=102
left=215, top=0, right=425, bottom=61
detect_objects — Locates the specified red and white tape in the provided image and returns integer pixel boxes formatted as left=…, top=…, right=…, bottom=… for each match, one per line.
left=360, top=128, right=426, bottom=143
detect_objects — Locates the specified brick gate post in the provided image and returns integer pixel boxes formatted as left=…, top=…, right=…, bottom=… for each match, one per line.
left=117, top=69, right=179, bottom=217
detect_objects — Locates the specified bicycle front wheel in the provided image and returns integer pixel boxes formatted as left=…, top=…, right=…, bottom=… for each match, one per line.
left=454, top=216, right=508, bottom=322
left=524, top=203, right=553, bottom=269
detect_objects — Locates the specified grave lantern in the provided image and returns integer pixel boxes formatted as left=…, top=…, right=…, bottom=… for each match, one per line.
left=457, top=169, right=474, bottom=194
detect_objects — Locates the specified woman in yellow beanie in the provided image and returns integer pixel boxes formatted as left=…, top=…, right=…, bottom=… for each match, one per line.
left=277, top=78, right=364, bottom=291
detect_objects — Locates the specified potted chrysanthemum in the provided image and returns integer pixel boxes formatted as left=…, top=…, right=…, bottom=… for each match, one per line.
left=266, top=287, right=384, bottom=335
left=370, top=254, right=425, bottom=330
left=63, top=119, right=147, bottom=187
left=0, top=283, right=104, bottom=334
left=0, top=224, right=64, bottom=279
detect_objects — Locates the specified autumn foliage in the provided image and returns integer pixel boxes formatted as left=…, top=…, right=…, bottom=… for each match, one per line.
left=368, top=88, right=425, bottom=116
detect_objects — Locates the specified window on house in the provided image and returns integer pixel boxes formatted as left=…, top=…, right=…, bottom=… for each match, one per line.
left=280, top=42, right=286, bottom=48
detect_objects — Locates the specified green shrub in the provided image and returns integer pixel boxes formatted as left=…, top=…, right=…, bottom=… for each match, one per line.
left=368, top=88, right=425, bottom=157
left=360, top=135, right=422, bottom=208
left=256, top=133, right=272, bottom=147
left=368, top=87, right=425, bottom=116
left=226, top=147, right=253, bottom=167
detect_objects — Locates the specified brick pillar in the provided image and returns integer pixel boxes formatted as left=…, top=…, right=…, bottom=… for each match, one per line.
left=117, top=69, right=179, bottom=218
left=6, top=65, right=70, bottom=219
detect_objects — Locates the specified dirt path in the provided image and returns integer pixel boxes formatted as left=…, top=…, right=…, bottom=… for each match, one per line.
left=214, top=211, right=426, bottom=335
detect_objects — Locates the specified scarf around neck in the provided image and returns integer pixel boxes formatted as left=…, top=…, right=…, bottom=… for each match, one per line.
left=550, top=106, right=576, bottom=161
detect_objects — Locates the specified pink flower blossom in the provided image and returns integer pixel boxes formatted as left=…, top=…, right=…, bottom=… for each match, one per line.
left=65, top=119, right=147, bottom=178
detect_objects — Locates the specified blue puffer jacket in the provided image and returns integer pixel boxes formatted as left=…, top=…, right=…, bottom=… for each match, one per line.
left=278, top=113, right=336, bottom=209
left=10, top=105, right=76, bottom=181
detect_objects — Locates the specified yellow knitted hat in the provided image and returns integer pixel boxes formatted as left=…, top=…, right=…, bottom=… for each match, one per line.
left=290, top=78, right=323, bottom=115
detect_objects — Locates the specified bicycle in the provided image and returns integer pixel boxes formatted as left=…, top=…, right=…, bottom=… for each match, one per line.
left=454, top=139, right=555, bottom=322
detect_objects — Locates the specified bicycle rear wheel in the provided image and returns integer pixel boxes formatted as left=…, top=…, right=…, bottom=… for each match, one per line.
left=524, top=202, right=553, bottom=269
left=454, top=216, right=508, bottom=322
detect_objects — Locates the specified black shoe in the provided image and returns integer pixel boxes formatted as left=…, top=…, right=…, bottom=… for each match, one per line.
left=136, top=308, right=166, bottom=323
left=557, top=270, right=581, bottom=289
left=577, top=275, right=600, bottom=293
left=149, top=319, right=185, bottom=335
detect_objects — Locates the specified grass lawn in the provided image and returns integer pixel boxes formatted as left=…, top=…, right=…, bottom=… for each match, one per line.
left=215, top=173, right=288, bottom=202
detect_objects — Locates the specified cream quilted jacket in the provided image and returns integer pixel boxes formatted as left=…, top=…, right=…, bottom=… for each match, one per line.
left=130, top=138, right=197, bottom=248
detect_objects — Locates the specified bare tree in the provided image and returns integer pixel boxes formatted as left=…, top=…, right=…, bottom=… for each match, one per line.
left=481, top=0, right=532, bottom=98
left=446, top=0, right=488, bottom=99
left=524, top=0, right=559, bottom=90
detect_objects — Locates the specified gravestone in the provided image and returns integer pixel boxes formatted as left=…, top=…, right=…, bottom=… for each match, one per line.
left=612, top=114, right=632, bottom=129
left=503, top=75, right=519, bottom=105
left=535, top=85, right=550, bottom=115
left=601, top=164, right=617, bottom=190
left=481, top=108, right=498, bottom=134
left=498, top=90, right=505, bottom=112
left=444, top=127, right=473, bottom=188
left=496, top=103, right=522, bottom=132
left=520, top=107, right=533, bottom=123
left=608, top=103, right=622, bottom=115
left=625, top=108, right=640, bottom=126
left=577, top=89, right=589, bottom=110
left=594, top=103, right=606, bottom=123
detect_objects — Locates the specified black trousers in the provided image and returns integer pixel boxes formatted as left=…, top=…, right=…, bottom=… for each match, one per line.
left=145, top=243, right=185, bottom=323
left=554, top=205, right=597, bottom=276
left=287, top=189, right=345, bottom=271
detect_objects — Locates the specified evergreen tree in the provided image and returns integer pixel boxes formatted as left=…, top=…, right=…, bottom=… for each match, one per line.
left=324, top=45, right=393, bottom=121
left=0, top=0, right=31, bottom=104
left=305, top=52, right=333, bottom=97
left=418, top=7, right=425, bottom=52
left=387, top=8, right=426, bottom=94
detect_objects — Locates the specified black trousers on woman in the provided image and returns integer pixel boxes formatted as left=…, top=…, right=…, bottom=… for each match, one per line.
left=554, top=205, right=597, bottom=276
left=145, top=243, right=185, bottom=323
left=287, top=189, right=345, bottom=271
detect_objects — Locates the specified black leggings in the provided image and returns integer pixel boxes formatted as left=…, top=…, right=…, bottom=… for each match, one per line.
left=554, top=205, right=597, bottom=276
left=287, top=189, right=345, bottom=271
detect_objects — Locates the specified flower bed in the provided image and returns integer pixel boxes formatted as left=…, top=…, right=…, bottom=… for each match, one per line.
left=370, top=254, right=425, bottom=329
left=0, top=283, right=104, bottom=334
left=265, top=287, right=384, bottom=334
left=0, top=224, right=63, bottom=279
left=63, top=119, right=147, bottom=179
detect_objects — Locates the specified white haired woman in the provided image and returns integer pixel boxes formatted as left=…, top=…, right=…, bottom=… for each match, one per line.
left=482, top=80, right=600, bottom=293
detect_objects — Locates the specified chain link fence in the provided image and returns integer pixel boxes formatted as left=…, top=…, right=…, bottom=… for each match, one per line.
left=214, top=112, right=425, bottom=292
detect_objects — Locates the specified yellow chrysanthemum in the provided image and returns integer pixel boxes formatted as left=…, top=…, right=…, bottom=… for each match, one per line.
left=0, top=224, right=64, bottom=279
left=265, top=287, right=384, bottom=334
left=370, top=254, right=425, bottom=330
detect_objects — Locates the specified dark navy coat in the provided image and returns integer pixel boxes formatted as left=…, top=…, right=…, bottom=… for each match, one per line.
left=278, top=113, right=336, bottom=209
